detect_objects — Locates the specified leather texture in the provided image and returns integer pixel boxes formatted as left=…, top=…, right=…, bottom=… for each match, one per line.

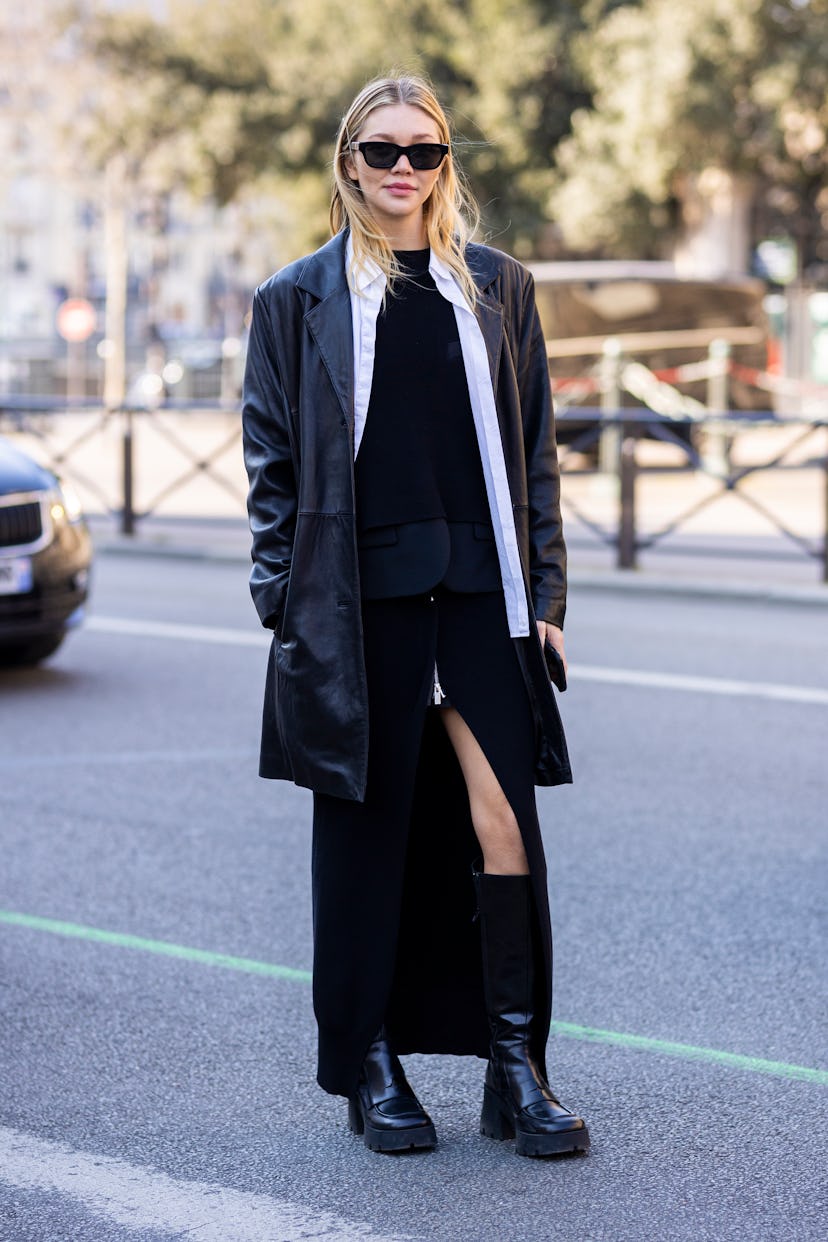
left=348, top=1032, right=437, bottom=1152
left=475, top=871, right=590, bottom=1157
left=243, top=230, right=569, bottom=800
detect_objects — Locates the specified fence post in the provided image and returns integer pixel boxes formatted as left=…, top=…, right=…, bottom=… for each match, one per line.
left=120, top=406, right=135, bottom=536
left=617, top=420, right=637, bottom=569
left=599, top=337, right=622, bottom=475
left=704, top=338, right=732, bottom=474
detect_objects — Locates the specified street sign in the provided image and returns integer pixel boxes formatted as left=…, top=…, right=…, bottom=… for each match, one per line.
left=57, top=298, right=97, bottom=343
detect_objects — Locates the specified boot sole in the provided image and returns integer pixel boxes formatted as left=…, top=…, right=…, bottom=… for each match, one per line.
left=348, top=1098, right=437, bottom=1153
left=480, top=1086, right=590, bottom=1157
left=515, top=1127, right=590, bottom=1157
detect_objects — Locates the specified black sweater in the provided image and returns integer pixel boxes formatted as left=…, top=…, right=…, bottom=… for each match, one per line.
left=354, top=249, right=491, bottom=532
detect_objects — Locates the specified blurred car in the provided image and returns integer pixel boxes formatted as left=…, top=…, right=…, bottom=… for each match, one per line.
left=530, top=260, right=768, bottom=397
left=0, top=437, right=91, bottom=664
left=529, top=260, right=770, bottom=456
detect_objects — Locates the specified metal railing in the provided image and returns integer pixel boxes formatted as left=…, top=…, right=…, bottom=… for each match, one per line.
left=549, top=337, right=827, bottom=581
left=2, top=373, right=827, bottom=582
left=0, top=398, right=246, bottom=534
left=556, top=408, right=828, bottom=582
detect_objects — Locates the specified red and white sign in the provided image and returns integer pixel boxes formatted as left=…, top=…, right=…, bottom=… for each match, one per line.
left=56, top=298, right=97, bottom=343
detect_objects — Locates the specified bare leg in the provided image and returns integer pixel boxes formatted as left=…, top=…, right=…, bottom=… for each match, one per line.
left=440, top=705, right=529, bottom=875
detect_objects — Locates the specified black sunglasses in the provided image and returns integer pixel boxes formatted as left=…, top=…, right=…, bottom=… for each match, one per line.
left=350, top=141, right=449, bottom=170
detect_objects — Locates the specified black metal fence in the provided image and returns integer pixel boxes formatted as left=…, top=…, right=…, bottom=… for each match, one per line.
left=556, top=407, right=828, bottom=581
left=1, top=397, right=827, bottom=582
left=0, top=398, right=246, bottom=534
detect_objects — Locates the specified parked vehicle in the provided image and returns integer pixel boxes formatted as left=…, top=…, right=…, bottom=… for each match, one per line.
left=0, top=438, right=91, bottom=665
left=529, top=260, right=769, bottom=396
left=527, top=261, right=771, bottom=458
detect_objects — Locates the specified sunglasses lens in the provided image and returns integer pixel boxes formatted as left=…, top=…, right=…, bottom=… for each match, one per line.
left=360, top=143, right=399, bottom=168
left=409, top=145, right=446, bottom=169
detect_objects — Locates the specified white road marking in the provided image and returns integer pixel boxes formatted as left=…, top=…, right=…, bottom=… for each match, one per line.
left=0, top=748, right=256, bottom=770
left=86, top=614, right=269, bottom=647
left=570, top=663, right=828, bottom=706
left=86, top=615, right=828, bottom=707
left=0, top=1125, right=405, bottom=1242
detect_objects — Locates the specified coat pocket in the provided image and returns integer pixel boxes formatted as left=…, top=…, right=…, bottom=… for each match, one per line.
left=358, top=524, right=399, bottom=549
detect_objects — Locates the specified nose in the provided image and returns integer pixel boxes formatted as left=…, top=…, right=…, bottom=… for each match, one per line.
left=391, top=153, right=414, bottom=173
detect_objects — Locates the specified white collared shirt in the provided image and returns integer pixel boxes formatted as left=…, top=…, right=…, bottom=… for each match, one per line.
left=345, top=236, right=529, bottom=637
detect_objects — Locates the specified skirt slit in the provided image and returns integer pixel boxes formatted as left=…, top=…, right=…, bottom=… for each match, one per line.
left=312, top=588, right=553, bottom=1097
left=427, top=589, right=552, bottom=1076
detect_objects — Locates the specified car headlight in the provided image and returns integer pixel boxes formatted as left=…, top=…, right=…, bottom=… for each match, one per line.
left=50, top=483, right=84, bottom=525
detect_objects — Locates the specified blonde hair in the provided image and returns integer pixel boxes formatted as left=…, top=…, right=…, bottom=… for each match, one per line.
left=330, top=75, right=480, bottom=307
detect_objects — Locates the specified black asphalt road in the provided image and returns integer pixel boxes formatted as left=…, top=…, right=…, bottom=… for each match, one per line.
left=1, top=554, right=826, bottom=1241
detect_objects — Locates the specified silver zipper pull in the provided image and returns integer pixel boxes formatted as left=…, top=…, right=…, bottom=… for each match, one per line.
left=432, top=666, right=445, bottom=706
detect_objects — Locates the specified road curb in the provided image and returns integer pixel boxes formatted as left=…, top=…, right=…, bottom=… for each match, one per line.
left=95, top=538, right=249, bottom=566
left=567, top=571, right=828, bottom=608
left=94, top=536, right=828, bottom=609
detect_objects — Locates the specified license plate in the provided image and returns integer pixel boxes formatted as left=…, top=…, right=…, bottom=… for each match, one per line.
left=0, top=556, right=33, bottom=595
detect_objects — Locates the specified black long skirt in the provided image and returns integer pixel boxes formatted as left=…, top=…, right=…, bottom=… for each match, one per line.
left=311, top=587, right=553, bottom=1097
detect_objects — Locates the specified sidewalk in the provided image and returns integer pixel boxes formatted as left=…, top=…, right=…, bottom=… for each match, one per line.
left=88, top=514, right=828, bottom=608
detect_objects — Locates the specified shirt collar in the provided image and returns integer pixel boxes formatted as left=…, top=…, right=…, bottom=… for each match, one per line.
left=344, top=233, right=471, bottom=310
left=429, top=250, right=471, bottom=311
left=345, top=234, right=384, bottom=295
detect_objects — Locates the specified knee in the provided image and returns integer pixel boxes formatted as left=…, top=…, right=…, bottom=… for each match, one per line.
left=470, top=792, right=529, bottom=873
left=472, top=791, right=520, bottom=844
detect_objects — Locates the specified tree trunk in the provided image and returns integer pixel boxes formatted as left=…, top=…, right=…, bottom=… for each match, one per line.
left=103, top=153, right=128, bottom=409
left=673, top=169, right=754, bottom=277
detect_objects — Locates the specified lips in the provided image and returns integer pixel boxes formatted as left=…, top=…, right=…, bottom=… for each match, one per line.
left=385, top=182, right=416, bottom=193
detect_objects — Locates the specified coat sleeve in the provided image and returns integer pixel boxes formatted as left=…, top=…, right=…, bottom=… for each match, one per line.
left=515, top=271, right=567, bottom=630
left=242, top=286, right=298, bottom=633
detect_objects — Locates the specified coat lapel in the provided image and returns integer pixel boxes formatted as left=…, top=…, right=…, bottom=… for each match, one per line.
left=475, top=296, right=504, bottom=391
left=304, top=289, right=354, bottom=426
left=467, top=243, right=504, bottom=390
left=298, top=234, right=354, bottom=427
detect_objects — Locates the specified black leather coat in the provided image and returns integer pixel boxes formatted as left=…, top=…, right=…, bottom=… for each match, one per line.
left=243, top=231, right=571, bottom=800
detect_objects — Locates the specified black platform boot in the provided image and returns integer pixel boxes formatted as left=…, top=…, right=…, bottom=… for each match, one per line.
left=474, top=872, right=590, bottom=1157
left=348, top=1030, right=437, bottom=1153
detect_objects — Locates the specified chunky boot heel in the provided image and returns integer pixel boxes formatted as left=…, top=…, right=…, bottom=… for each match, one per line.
left=347, top=1030, right=437, bottom=1153
left=480, top=1085, right=514, bottom=1141
left=347, top=1096, right=365, bottom=1136
left=475, top=872, right=590, bottom=1159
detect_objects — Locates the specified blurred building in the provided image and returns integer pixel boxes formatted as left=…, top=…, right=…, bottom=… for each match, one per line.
left=0, top=153, right=274, bottom=400
left=1, top=2, right=824, bottom=402
left=0, top=0, right=276, bottom=404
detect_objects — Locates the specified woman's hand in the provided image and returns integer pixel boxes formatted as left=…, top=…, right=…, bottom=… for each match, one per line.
left=536, top=620, right=567, bottom=679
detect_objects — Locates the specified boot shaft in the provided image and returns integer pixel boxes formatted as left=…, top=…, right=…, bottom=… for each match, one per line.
left=473, top=871, right=535, bottom=1036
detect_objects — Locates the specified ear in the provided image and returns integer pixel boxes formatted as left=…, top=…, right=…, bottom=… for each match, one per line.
left=344, top=154, right=359, bottom=183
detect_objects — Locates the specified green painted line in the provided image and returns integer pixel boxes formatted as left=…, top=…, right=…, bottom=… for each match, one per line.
left=550, top=1021, right=828, bottom=1086
left=0, top=910, right=312, bottom=984
left=2, top=908, right=825, bottom=1087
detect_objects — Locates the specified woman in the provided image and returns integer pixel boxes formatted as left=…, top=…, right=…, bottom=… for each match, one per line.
left=243, top=74, right=589, bottom=1159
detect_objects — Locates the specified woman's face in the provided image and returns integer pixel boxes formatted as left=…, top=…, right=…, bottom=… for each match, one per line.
left=344, top=103, right=445, bottom=245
